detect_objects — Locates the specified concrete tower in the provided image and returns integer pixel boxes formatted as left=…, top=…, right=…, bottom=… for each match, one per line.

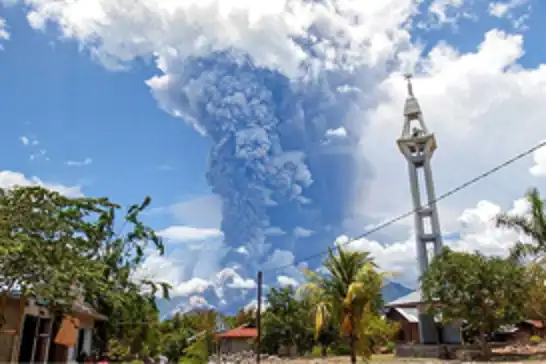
left=397, top=74, right=443, bottom=345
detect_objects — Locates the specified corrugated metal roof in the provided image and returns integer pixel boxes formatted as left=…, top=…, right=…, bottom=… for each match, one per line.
left=395, top=307, right=419, bottom=323
left=385, top=289, right=422, bottom=307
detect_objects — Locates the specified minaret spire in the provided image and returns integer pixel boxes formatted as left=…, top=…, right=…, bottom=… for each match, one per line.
left=404, top=73, right=414, bottom=97
left=396, top=75, right=461, bottom=346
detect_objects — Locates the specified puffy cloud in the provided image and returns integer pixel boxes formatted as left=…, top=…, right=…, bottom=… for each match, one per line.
left=277, top=275, right=299, bottom=288
left=132, top=238, right=229, bottom=296
left=0, top=16, right=8, bottom=42
left=157, top=226, right=223, bottom=242
left=155, top=195, right=223, bottom=229
left=13, top=0, right=546, bottom=313
left=293, top=227, right=314, bottom=238
left=357, top=29, right=546, bottom=235
left=530, top=145, right=546, bottom=178
left=228, top=276, right=256, bottom=290
left=0, top=170, right=83, bottom=197
left=20, top=0, right=417, bottom=78
left=65, top=157, right=92, bottom=167
left=489, top=0, right=530, bottom=18
left=342, top=198, right=529, bottom=287
left=426, top=0, right=475, bottom=28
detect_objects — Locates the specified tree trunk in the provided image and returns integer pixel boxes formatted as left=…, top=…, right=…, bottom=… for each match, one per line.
left=349, top=333, right=357, bottom=364
left=321, top=344, right=327, bottom=358
left=479, top=326, right=491, bottom=360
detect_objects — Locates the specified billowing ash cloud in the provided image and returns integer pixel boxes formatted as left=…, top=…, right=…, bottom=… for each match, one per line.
left=148, top=51, right=385, bottom=284
left=11, top=0, right=422, bottom=311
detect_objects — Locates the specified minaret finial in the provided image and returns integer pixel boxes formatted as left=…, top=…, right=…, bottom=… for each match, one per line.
left=404, top=73, right=414, bottom=97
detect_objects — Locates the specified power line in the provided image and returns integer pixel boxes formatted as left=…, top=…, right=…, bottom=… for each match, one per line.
left=264, top=139, right=546, bottom=274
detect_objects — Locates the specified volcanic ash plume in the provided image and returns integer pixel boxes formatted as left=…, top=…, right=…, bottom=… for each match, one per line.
left=149, top=51, right=376, bottom=280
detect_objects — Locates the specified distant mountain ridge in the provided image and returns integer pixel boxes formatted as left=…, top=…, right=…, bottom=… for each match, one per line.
left=381, top=280, right=413, bottom=303
left=156, top=280, right=413, bottom=319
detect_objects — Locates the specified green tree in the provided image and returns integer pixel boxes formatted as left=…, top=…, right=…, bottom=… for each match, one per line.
left=235, top=307, right=256, bottom=327
left=261, top=286, right=314, bottom=355
left=496, top=187, right=546, bottom=260
left=81, top=195, right=171, bottom=353
left=183, top=310, right=219, bottom=362
left=0, top=186, right=170, bottom=357
left=0, top=186, right=113, bottom=324
left=158, top=313, right=194, bottom=363
left=298, top=245, right=384, bottom=364
left=108, top=299, right=162, bottom=360
left=421, top=248, right=529, bottom=359
left=523, top=263, right=546, bottom=332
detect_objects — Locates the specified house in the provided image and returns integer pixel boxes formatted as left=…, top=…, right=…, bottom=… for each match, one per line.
left=493, top=321, right=545, bottom=343
left=384, top=307, right=420, bottom=344
left=0, top=294, right=106, bottom=363
left=216, top=324, right=257, bottom=354
left=385, top=289, right=462, bottom=345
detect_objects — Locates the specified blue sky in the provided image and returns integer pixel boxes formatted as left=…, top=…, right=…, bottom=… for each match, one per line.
left=1, top=0, right=546, bottom=314
left=0, top=6, right=211, bottom=216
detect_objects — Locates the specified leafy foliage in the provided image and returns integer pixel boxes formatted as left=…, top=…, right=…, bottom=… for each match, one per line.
left=261, top=286, right=314, bottom=355
left=298, top=244, right=386, bottom=363
left=497, top=187, right=546, bottom=261
left=0, top=186, right=170, bottom=360
left=182, top=310, right=219, bottom=362
left=523, top=263, right=546, bottom=328
left=0, top=186, right=112, bottom=313
left=421, top=247, right=529, bottom=359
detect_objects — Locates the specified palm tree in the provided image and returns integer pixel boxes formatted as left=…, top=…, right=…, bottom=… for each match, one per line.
left=496, top=188, right=546, bottom=261
left=184, top=310, right=219, bottom=362
left=298, top=244, right=384, bottom=364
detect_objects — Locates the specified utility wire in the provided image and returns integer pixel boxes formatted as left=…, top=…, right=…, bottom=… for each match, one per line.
left=263, top=139, right=546, bottom=274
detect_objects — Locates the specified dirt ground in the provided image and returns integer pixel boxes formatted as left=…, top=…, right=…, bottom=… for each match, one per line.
left=261, top=355, right=546, bottom=363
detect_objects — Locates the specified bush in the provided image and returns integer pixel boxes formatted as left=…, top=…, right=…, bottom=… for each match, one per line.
left=530, top=335, right=542, bottom=344
left=329, top=341, right=351, bottom=356
left=310, top=346, right=323, bottom=357
left=386, top=341, right=395, bottom=352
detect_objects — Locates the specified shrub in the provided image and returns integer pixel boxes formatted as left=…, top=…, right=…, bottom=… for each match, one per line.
left=310, top=346, right=323, bottom=357
left=530, top=335, right=542, bottom=344
left=330, top=341, right=351, bottom=356
left=386, top=341, right=395, bottom=352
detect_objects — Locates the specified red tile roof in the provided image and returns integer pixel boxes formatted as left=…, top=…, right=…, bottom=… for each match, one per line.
left=217, top=324, right=258, bottom=339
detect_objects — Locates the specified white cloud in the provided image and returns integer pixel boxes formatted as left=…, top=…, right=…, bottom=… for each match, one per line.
left=530, top=145, right=546, bottom=177
left=325, top=127, right=348, bottom=139
left=421, top=0, right=477, bottom=30
left=356, top=29, right=546, bottom=236
left=277, top=275, right=299, bottom=288
left=153, top=195, right=222, bottom=229
left=342, top=198, right=528, bottom=287
left=0, top=16, right=9, bottom=42
left=20, top=0, right=417, bottom=84
left=157, top=225, right=223, bottom=242
left=0, top=170, right=83, bottom=197
left=489, top=0, right=529, bottom=18
left=228, top=276, right=256, bottom=289
left=14, top=0, right=546, bottom=308
left=173, top=277, right=212, bottom=297
left=29, top=149, right=48, bottom=162
left=65, top=157, right=92, bottom=167
left=20, top=135, right=39, bottom=146
left=265, top=227, right=286, bottom=236
left=132, top=238, right=229, bottom=298
left=293, top=226, right=314, bottom=238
